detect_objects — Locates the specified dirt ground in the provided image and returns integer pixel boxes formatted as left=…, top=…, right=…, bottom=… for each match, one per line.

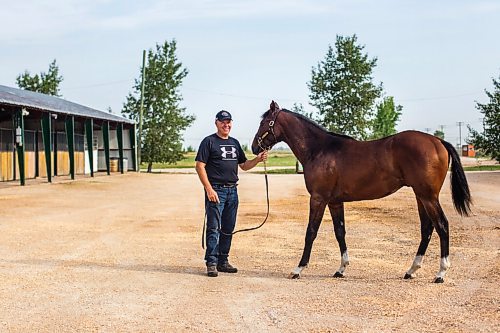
left=0, top=167, right=498, bottom=332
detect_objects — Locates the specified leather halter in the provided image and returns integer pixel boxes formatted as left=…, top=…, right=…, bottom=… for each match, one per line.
left=257, top=109, right=281, bottom=151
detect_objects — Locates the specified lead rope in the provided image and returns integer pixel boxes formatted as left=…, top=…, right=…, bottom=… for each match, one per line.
left=224, top=158, right=270, bottom=236
left=202, top=156, right=270, bottom=249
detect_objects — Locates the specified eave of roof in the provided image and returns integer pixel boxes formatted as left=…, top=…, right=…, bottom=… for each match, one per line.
left=0, top=84, right=134, bottom=124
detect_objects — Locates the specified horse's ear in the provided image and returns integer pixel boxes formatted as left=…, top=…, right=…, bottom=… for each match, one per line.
left=270, top=100, right=280, bottom=112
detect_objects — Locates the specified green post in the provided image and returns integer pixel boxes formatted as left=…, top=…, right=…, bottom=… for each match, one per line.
left=129, top=124, right=137, bottom=171
left=53, top=128, right=58, bottom=176
left=14, top=109, right=25, bottom=186
left=85, top=119, right=94, bottom=177
left=117, top=123, right=124, bottom=174
left=138, top=49, right=146, bottom=168
left=35, top=130, right=39, bottom=178
left=41, top=113, right=52, bottom=183
left=103, top=121, right=110, bottom=175
left=65, top=116, right=75, bottom=180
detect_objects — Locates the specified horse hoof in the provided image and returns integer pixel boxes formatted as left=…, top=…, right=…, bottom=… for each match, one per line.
left=434, top=277, right=444, bottom=283
left=404, top=273, right=413, bottom=280
left=333, top=272, right=344, bottom=278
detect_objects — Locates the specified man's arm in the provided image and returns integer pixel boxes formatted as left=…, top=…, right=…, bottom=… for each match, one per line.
left=195, top=161, right=219, bottom=203
left=239, top=151, right=268, bottom=171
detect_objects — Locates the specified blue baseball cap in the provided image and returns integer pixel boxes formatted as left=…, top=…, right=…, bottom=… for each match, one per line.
left=216, top=110, right=232, bottom=121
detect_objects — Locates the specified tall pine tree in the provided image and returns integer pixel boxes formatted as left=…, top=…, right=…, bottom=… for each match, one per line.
left=122, top=40, right=195, bottom=172
left=308, top=35, right=382, bottom=140
left=16, top=59, right=63, bottom=96
left=371, top=96, right=402, bottom=139
left=468, top=74, right=500, bottom=162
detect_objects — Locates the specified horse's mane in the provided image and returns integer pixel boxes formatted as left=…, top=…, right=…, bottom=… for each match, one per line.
left=261, top=109, right=355, bottom=140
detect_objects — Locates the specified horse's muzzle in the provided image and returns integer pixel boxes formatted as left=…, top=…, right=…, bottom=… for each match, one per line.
left=251, top=143, right=261, bottom=155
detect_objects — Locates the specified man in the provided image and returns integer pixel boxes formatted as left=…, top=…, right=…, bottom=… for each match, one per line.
left=195, top=110, right=268, bottom=277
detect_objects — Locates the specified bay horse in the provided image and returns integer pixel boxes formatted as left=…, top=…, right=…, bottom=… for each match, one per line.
left=251, top=101, right=471, bottom=283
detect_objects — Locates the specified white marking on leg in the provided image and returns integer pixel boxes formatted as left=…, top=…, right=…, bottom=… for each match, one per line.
left=336, top=251, right=350, bottom=275
left=290, top=266, right=306, bottom=278
left=436, top=256, right=450, bottom=279
left=406, top=255, right=424, bottom=278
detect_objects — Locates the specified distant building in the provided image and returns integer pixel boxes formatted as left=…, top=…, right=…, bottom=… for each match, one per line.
left=461, top=144, right=475, bottom=157
left=0, top=85, right=136, bottom=185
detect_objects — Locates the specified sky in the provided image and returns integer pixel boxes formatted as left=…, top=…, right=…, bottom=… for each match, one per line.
left=1, top=0, right=498, bottom=150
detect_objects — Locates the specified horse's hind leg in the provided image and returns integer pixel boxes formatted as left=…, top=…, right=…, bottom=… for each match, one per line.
left=413, top=197, right=450, bottom=283
left=405, top=198, right=434, bottom=279
left=290, top=195, right=327, bottom=279
left=431, top=201, right=450, bottom=283
left=328, top=202, right=349, bottom=278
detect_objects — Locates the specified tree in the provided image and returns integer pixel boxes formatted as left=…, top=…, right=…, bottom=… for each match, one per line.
left=184, top=145, right=195, bottom=153
left=468, top=74, right=500, bottom=162
left=291, top=102, right=316, bottom=120
left=371, top=96, right=402, bottom=139
left=308, top=35, right=383, bottom=140
left=16, top=59, right=63, bottom=96
left=433, top=129, right=445, bottom=140
left=122, top=40, right=195, bottom=172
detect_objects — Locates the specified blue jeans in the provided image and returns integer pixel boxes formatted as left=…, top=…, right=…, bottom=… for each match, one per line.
left=205, top=185, right=239, bottom=266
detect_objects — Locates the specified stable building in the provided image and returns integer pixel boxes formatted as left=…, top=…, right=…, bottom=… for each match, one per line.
left=0, top=85, right=136, bottom=185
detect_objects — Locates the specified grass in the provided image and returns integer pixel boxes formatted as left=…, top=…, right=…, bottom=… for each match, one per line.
left=252, top=168, right=298, bottom=174
left=140, top=151, right=499, bottom=174
left=463, top=164, right=500, bottom=171
left=256, top=163, right=500, bottom=174
left=140, top=151, right=298, bottom=169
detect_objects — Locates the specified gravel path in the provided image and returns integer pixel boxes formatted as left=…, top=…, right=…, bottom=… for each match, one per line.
left=0, top=170, right=498, bottom=332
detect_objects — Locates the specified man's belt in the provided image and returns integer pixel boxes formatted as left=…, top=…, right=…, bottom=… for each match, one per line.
left=212, top=183, right=237, bottom=188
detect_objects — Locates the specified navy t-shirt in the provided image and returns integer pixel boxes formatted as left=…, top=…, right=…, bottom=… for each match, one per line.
left=196, top=134, right=247, bottom=184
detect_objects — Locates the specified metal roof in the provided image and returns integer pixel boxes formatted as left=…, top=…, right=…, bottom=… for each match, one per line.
left=0, top=84, right=134, bottom=124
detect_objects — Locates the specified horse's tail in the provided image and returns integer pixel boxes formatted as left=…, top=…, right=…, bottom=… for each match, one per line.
left=441, top=139, right=472, bottom=216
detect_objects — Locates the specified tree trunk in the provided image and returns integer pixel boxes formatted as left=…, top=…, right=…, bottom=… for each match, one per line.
left=147, top=161, right=153, bottom=173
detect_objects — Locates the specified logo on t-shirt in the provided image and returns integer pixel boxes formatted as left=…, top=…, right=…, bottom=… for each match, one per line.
left=220, top=145, right=237, bottom=160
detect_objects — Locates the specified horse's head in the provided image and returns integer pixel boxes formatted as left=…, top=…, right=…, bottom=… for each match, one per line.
left=251, top=100, right=283, bottom=154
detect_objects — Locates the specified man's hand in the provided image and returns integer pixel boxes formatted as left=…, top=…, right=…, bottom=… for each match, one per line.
left=256, top=150, right=268, bottom=162
left=206, top=187, right=220, bottom=203
left=239, top=150, right=269, bottom=171
left=196, top=161, right=220, bottom=203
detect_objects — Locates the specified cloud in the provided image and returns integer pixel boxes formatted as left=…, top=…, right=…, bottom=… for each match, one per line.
left=418, top=0, right=500, bottom=19
left=0, top=0, right=101, bottom=42
left=0, top=0, right=338, bottom=42
left=102, top=0, right=337, bottom=24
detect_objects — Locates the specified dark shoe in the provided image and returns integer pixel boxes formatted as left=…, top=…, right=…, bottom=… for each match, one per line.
left=207, top=265, right=218, bottom=277
left=217, top=262, right=238, bottom=273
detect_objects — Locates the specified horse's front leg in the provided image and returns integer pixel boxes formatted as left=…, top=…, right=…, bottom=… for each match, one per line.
left=328, top=202, right=349, bottom=278
left=290, top=195, right=327, bottom=279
